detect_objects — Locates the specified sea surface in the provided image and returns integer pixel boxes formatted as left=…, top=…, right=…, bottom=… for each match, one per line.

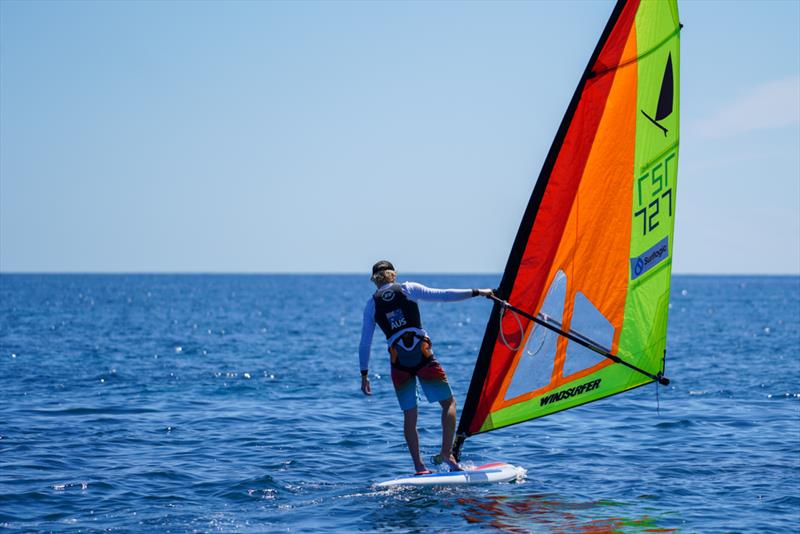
left=0, top=274, right=798, bottom=533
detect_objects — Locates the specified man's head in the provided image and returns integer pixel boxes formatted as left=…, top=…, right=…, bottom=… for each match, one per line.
left=371, top=260, right=396, bottom=286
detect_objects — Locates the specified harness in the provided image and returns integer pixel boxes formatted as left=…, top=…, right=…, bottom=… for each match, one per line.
left=389, top=331, right=435, bottom=374
left=373, top=284, right=432, bottom=374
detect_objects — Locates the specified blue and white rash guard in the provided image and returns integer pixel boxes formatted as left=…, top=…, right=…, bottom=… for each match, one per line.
left=359, top=282, right=474, bottom=373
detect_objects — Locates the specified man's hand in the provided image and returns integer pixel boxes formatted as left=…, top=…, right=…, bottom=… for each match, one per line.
left=476, top=288, right=494, bottom=297
left=361, top=375, right=372, bottom=396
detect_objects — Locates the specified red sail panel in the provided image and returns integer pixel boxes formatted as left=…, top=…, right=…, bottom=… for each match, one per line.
left=459, top=0, right=640, bottom=437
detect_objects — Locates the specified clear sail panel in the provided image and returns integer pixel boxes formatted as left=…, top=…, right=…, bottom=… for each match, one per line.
left=563, top=291, right=614, bottom=378
left=504, top=271, right=567, bottom=400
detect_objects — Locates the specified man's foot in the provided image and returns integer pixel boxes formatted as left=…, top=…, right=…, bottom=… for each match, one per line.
left=414, top=469, right=432, bottom=476
left=441, top=454, right=462, bottom=471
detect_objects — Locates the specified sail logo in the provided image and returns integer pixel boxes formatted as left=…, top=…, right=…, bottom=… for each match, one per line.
left=631, top=237, right=669, bottom=280
left=540, top=378, right=602, bottom=406
left=386, top=309, right=407, bottom=329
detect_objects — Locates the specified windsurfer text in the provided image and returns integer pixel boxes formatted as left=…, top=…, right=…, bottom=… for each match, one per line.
left=539, top=379, right=602, bottom=406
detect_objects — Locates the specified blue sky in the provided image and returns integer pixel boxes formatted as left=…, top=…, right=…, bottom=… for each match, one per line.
left=1, top=0, right=798, bottom=274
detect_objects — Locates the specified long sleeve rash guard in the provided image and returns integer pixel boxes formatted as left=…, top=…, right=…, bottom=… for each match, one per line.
left=359, top=282, right=474, bottom=373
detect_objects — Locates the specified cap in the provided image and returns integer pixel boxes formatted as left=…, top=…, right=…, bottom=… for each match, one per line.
left=371, top=260, right=395, bottom=276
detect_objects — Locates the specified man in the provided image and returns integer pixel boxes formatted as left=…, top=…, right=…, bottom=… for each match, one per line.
left=359, top=260, right=492, bottom=474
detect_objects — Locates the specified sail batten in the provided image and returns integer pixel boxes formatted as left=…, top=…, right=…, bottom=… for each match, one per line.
left=590, top=23, right=681, bottom=79
left=455, top=0, right=680, bottom=458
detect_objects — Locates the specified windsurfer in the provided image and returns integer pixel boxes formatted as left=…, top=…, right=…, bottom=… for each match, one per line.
left=358, top=260, right=492, bottom=474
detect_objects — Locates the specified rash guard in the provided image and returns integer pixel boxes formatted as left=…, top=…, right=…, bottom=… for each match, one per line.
left=359, top=282, right=474, bottom=373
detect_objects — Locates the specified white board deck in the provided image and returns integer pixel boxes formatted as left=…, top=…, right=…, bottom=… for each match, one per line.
left=376, top=462, right=524, bottom=488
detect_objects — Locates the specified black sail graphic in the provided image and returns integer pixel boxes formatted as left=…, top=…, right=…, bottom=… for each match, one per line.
left=641, top=52, right=674, bottom=136
left=655, top=53, right=674, bottom=120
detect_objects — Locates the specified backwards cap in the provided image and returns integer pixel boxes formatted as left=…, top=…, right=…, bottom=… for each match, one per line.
left=371, top=260, right=395, bottom=276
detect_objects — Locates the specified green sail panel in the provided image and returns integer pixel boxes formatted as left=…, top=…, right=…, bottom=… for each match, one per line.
left=618, top=0, right=681, bottom=392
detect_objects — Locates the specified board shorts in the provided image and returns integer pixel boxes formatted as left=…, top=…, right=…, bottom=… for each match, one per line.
left=389, top=336, right=453, bottom=412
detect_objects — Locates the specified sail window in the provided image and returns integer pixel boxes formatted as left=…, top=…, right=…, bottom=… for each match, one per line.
left=563, top=291, right=614, bottom=378
left=504, top=271, right=567, bottom=400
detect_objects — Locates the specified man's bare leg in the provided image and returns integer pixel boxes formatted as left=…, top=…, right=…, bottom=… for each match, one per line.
left=403, top=407, right=427, bottom=473
left=438, top=396, right=461, bottom=471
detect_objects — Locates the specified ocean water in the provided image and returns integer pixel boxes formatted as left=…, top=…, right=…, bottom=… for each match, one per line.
left=0, top=274, right=798, bottom=533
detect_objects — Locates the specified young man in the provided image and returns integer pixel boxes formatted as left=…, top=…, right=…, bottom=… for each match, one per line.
left=359, top=260, right=492, bottom=474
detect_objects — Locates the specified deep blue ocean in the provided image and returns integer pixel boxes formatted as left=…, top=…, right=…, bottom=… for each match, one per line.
left=1, top=274, right=798, bottom=533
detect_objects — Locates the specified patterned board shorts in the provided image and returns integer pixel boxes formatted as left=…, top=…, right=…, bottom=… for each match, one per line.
left=390, top=338, right=453, bottom=411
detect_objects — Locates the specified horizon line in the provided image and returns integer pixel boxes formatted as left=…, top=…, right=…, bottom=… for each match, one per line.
left=1, top=271, right=799, bottom=277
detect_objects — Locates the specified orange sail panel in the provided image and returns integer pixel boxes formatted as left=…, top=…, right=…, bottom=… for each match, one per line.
left=457, top=0, right=680, bottom=442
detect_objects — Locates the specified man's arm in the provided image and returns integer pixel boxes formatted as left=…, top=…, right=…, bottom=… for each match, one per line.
left=403, top=282, right=493, bottom=302
left=358, top=299, right=376, bottom=395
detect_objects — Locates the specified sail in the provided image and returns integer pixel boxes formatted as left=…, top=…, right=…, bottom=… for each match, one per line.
left=457, top=0, right=681, bottom=442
